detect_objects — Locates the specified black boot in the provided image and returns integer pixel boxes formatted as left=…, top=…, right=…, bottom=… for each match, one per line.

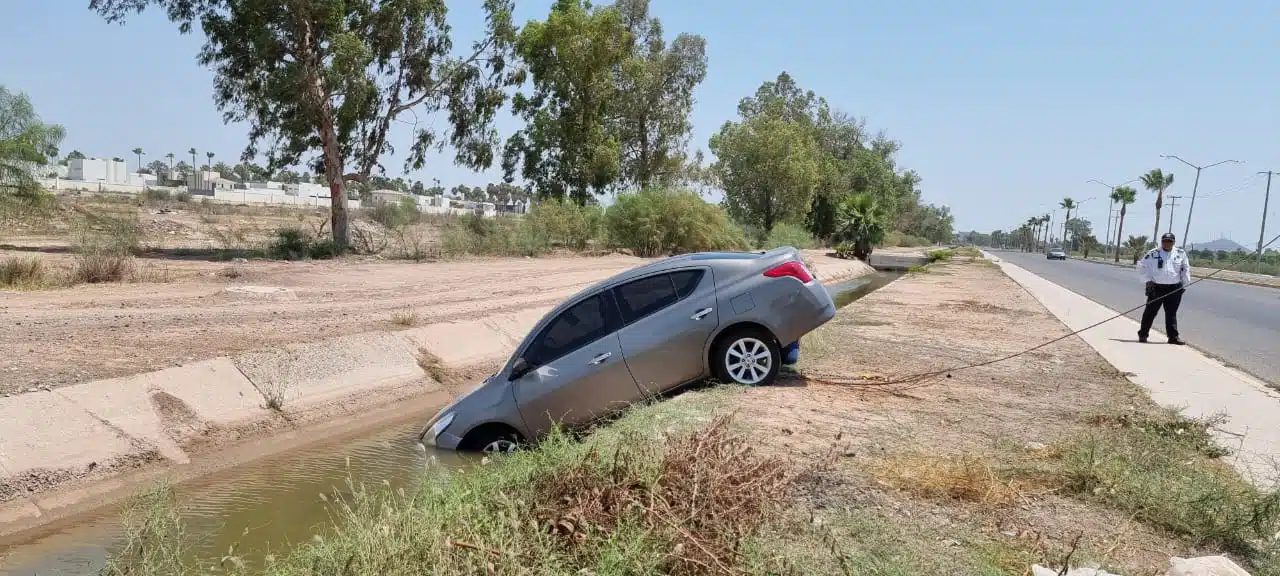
left=1168, top=338, right=1186, bottom=345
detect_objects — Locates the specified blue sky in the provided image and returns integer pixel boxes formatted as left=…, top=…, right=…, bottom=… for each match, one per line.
left=3, top=0, right=1276, bottom=245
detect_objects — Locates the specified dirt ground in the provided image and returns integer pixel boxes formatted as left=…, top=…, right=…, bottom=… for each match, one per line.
left=725, top=259, right=1210, bottom=574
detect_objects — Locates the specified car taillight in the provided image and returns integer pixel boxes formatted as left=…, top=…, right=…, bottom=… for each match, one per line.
left=763, top=260, right=813, bottom=283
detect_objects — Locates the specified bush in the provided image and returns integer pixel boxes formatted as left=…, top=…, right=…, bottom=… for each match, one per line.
left=73, top=207, right=142, bottom=255
left=606, top=189, right=748, bottom=257
left=268, top=227, right=341, bottom=260
left=71, top=250, right=134, bottom=283
left=881, top=230, right=931, bottom=248
left=139, top=188, right=172, bottom=203
left=761, top=221, right=816, bottom=250
left=173, top=190, right=192, bottom=203
left=524, top=199, right=604, bottom=251
left=0, top=256, right=47, bottom=287
left=367, top=197, right=421, bottom=229
left=927, top=249, right=953, bottom=262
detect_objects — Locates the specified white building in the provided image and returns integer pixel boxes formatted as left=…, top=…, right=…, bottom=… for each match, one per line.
left=68, top=158, right=131, bottom=184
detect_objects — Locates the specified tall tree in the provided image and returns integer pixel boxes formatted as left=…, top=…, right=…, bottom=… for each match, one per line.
left=92, top=0, right=521, bottom=249
left=612, top=0, right=706, bottom=189
left=131, top=147, right=145, bottom=174
left=709, top=112, right=821, bottom=235
left=145, top=159, right=169, bottom=177
left=1141, top=168, right=1174, bottom=248
left=1111, top=185, right=1137, bottom=263
left=165, top=152, right=174, bottom=171
left=502, top=0, right=629, bottom=204
left=188, top=147, right=197, bottom=173
left=205, top=151, right=215, bottom=171
left=0, top=86, right=66, bottom=197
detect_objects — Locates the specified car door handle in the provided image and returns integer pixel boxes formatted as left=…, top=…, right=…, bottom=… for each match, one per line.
left=589, top=352, right=612, bottom=365
left=691, top=308, right=713, bottom=321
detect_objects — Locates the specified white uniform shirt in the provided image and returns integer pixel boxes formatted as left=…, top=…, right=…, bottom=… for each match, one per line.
left=1138, top=247, right=1191, bottom=285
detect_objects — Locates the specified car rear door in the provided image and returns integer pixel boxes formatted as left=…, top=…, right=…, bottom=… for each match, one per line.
left=614, top=268, right=719, bottom=394
left=512, top=292, right=641, bottom=438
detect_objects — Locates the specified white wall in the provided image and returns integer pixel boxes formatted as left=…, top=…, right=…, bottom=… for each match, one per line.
left=67, top=158, right=130, bottom=184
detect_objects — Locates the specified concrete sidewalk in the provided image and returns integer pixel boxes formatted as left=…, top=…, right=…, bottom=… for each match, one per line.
left=988, top=252, right=1280, bottom=484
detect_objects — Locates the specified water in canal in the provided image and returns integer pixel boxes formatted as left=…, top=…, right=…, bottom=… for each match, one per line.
left=0, top=271, right=900, bottom=575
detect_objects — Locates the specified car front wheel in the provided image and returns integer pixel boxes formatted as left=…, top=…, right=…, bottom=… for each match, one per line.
left=713, top=328, right=780, bottom=386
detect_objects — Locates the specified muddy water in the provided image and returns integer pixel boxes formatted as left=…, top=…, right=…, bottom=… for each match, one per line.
left=0, top=272, right=898, bottom=575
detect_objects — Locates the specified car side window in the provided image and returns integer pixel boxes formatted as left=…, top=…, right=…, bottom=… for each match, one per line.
left=614, top=274, right=678, bottom=325
left=524, top=294, right=614, bottom=369
left=669, top=269, right=704, bottom=299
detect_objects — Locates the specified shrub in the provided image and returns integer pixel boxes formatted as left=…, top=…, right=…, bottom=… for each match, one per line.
left=881, top=230, right=931, bottom=248
left=71, top=250, right=134, bottom=283
left=267, top=227, right=340, bottom=260
left=606, top=189, right=748, bottom=257
left=73, top=207, right=141, bottom=255
left=524, top=198, right=603, bottom=251
left=367, top=197, right=421, bottom=228
left=173, top=190, right=192, bottom=203
left=0, top=256, right=47, bottom=287
left=139, top=188, right=172, bottom=203
left=928, top=249, right=953, bottom=262
left=762, top=221, right=816, bottom=250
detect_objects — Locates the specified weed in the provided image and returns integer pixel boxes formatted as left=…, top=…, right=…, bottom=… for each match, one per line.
left=139, top=188, right=172, bottom=203
left=391, top=307, right=418, bottom=327
left=0, top=256, right=48, bottom=288
left=907, top=265, right=929, bottom=273
left=173, top=191, right=192, bottom=203
left=954, top=246, right=982, bottom=258
left=1054, top=410, right=1280, bottom=564
left=266, top=227, right=340, bottom=260
left=761, top=221, right=817, bottom=250
left=869, top=453, right=1043, bottom=506
left=99, top=483, right=202, bottom=576
left=258, top=381, right=289, bottom=412
left=880, top=231, right=932, bottom=248
left=927, top=249, right=954, bottom=262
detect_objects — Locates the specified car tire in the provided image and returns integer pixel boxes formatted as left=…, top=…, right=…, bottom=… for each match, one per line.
left=460, top=428, right=522, bottom=454
left=712, top=327, right=781, bottom=386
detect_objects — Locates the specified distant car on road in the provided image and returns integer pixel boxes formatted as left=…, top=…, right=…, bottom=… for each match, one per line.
left=419, top=247, right=837, bottom=453
left=1047, top=248, right=1067, bottom=260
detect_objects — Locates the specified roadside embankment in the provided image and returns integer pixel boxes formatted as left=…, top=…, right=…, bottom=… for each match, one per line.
left=0, top=249, right=870, bottom=539
left=95, top=258, right=1280, bottom=575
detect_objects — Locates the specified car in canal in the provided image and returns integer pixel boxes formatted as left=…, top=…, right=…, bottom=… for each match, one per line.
left=419, top=246, right=837, bottom=453
left=1046, top=247, right=1067, bottom=260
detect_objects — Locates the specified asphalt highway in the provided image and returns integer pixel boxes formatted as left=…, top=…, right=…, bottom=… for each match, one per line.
left=994, top=250, right=1280, bottom=386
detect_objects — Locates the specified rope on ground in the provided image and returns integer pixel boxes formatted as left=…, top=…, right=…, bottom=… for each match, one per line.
left=800, top=232, right=1280, bottom=396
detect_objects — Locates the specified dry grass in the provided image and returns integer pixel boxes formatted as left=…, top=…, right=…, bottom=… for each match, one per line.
left=390, top=307, right=418, bottom=327
left=217, top=265, right=245, bottom=280
left=71, top=250, right=134, bottom=283
left=0, top=256, right=48, bottom=288
left=869, top=453, right=1046, bottom=506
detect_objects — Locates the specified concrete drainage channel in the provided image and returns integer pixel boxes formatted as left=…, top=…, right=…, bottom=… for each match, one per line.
left=0, top=271, right=900, bottom=575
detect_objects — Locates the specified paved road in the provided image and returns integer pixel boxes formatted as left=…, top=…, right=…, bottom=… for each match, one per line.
left=993, top=250, right=1280, bottom=386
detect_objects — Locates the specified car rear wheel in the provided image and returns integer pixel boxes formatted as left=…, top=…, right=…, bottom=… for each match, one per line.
left=713, top=328, right=780, bottom=386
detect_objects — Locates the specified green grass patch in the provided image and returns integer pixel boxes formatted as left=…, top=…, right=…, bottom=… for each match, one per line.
left=927, top=249, right=954, bottom=263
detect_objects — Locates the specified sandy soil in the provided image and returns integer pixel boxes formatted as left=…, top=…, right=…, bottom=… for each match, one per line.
left=0, top=253, right=651, bottom=394
left=725, top=260, right=1196, bottom=573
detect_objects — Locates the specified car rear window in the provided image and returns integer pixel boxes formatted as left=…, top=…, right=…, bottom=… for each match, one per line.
left=669, top=269, right=704, bottom=299
left=614, top=274, right=678, bottom=325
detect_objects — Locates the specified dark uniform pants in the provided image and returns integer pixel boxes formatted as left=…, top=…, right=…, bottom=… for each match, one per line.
left=1139, top=282, right=1183, bottom=341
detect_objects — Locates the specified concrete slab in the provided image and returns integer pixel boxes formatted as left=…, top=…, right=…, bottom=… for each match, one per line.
left=0, top=391, right=135, bottom=478
left=234, top=331, right=423, bottom=409
left=990, top=253, right=1280, bottom=483
left=869, top=253, right=929, bottom=271
left=399, top=307, right=547, bottom=367
left=57, top=358, right=271, bottom=459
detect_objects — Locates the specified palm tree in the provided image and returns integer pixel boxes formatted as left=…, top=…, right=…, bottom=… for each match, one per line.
left=833, top=193, right=885, bottom=260
left=205, top=151, right=215, bottom=171
left=1141, top=169, right=1174, bottom=248
left=165, top=152, right=175, bottom=172
left=1111, top=185, right=1137, bottom=263
left=1024, top=217, right=1038, bottom=252
left=1126, top=235, right=1150, bottom=264
left=1039, top=214, right=1051, bottom=252
left=131, top=148, right=145, bottom=174
left=1059, top=197, right=1076, bottom=248
left=188, top=148, right=198, bottom=172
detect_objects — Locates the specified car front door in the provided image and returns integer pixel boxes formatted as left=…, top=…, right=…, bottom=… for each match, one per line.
left=614, top=268, right=719, bottom=395
left=512, top=292, right=642, bottom=438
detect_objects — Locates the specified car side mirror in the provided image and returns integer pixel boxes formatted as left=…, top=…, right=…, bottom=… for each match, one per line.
left=509, top=357, right=530, bottom=381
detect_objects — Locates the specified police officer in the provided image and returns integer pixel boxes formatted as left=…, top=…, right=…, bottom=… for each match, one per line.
left=1137, top=232, right=1190, bottom=345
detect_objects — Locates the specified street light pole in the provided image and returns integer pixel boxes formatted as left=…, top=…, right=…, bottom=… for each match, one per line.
left=1089, top=179, right=1139, bottom=260
left=1259, top=171, right=1274, bottom=274
left=1160, top=155, right=1242, bottom=246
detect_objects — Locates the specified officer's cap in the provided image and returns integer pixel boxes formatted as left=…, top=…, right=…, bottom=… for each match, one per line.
left=1161, top=232, right=1175, bottom=242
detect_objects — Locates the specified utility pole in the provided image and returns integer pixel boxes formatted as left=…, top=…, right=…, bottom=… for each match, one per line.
left=1166, top=195, right=1180, bottom=236
left=1161, top=155, right=1242, bottom=246
left=1259, top=171, right=1274, bottom=274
